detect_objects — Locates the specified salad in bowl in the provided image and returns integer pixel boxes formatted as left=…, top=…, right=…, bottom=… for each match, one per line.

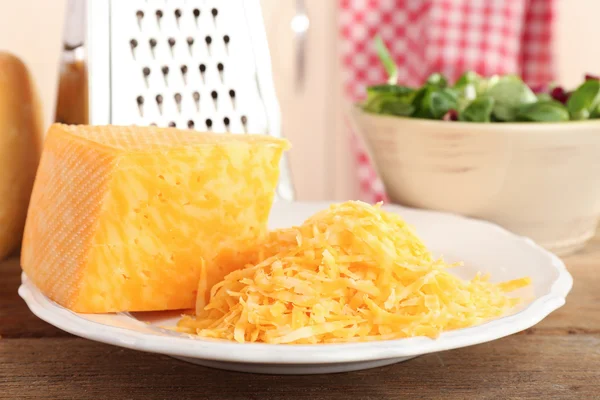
left=362, top=36, right=600, bottom=123
left=351, top=36, right=600, bottom=256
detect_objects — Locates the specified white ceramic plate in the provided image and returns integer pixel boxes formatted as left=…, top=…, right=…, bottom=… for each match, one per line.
left=19, top=202, right=572, bottom=375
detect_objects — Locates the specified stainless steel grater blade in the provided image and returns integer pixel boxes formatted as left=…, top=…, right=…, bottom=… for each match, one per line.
left=57, top=0, right=294, bottom=201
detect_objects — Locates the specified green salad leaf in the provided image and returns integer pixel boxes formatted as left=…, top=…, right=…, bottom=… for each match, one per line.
left=366, top=84, right=414, bottom=100
left=592, top=104, right=600, bottom=119
left=453, top=72, right=478, bottom=111
left=363, top=84, right=415, bottom=116
left=536, top=92, right=553, bottom=102
left=459, top=97, right=495, bottom=122
left=426, top=73, right=448, bottom=88
left=374, top=36, right=398, bottom=85
left=486, top=76, right=537, bottom=121
left=410, top=87, right=430, bottom=118
left=427, top=88, right=458, bottom=119
left=454, top=71, right=480, bottom=88
left=566, top=79, right=600, bottom=120
left=516, top=101, right=570, bottom=122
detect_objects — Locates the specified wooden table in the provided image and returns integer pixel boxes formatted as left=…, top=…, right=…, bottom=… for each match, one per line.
left=1, top=237, right=599, bottom=400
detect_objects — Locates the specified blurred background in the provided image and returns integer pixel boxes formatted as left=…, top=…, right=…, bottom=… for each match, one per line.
left=1, top=0, right=598, bottom=202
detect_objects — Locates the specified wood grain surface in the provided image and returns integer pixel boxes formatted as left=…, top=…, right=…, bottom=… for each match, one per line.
left=1, top=235, right=599, bottom=399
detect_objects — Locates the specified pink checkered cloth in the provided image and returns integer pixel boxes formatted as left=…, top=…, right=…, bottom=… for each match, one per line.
left=340, top=0, right=556, bottom=203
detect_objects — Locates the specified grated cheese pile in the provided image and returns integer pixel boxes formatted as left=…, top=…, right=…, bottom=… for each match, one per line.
left=177, top=201, right=530, bottom=344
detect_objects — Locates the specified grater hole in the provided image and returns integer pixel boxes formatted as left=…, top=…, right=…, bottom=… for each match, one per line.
left=223, top=35, right=230, bottom=44
left=228, top=89, right=236, bottom=98
left=187, top=120, right=195, bottom=129
left=192, top=91, right=200, bottom=101
left=199, top=64, right=206, bottom=73
left=174, top=9, right=182, bottom=18
left=187, top=37, right=194, bottom=46
left=136, top=96, right=144, bottom=105
left=156, top=10, right=163, bottom=18
left=205, top=36, right=212, bottom=45
left=181, top=65, right=188, bottom=74
left=211, top=8, right=218, bottom=17
left=211, top=91, right=218, bottom=100
left=156, top=94, right=163, bottom=104
left=143, top=67, right=151, bottom=77
left=206, top=119, right=213, bottom=129
left=149, top=38, right=157, bottom=48
left=217, top=63, right=224, bottom=72
left=241, top=116, right=248, bottom=125
left=161, top=65, right=169, bottom=75
left=136, top=10, right=144, bottom=18
left=168, top=37, right=176, bottom=47
left=168, top=121, right=176, bottom=128
left=174, top=93, right=182, bottom=112
left=130, top=39, right=138, bottom=48
left=223, top=117, right=230, bottom=126
left=193, top=8, right=200, bottom=17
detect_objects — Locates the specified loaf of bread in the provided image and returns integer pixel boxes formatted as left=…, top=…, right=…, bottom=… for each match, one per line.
left=0, top=52, right=43, bottom=260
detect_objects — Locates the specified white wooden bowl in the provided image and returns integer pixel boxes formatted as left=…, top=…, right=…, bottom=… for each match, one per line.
left=351, top=107, right=600, bottom=256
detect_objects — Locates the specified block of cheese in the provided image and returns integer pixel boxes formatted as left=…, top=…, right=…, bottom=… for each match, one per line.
left=21, top=124, right=289, bottom=313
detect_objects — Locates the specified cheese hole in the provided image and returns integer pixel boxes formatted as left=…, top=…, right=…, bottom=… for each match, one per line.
left=158, top=175, right=165, bottom=180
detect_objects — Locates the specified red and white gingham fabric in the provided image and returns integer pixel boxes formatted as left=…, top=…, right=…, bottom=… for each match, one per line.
left=340, top=0, right=556, bottom=203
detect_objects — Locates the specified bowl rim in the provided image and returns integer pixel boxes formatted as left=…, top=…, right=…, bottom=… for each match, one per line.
left=352, top=105, right=600, bottom=133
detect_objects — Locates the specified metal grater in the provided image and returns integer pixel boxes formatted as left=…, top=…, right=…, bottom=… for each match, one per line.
left=56, top=0, right=294, bottom=201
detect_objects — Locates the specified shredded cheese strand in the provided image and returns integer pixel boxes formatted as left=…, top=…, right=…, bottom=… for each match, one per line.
left=177, top=201, right=530, bottom=344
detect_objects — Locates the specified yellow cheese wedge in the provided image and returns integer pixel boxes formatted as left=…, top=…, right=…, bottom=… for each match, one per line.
left=21, top=124, right=289, bottom=313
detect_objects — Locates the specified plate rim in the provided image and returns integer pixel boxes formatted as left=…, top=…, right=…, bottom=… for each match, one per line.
left=18, top=201, right=573, bottom=365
